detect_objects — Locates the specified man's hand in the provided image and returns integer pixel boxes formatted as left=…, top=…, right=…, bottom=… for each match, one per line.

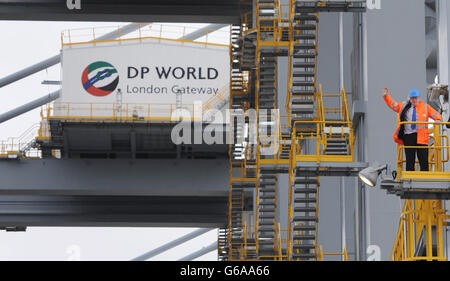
left=383, top=87, right=389, bottom=97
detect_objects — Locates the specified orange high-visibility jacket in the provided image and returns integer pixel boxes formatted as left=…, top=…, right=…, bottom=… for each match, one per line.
left=383, top=93, right=442, bottom=145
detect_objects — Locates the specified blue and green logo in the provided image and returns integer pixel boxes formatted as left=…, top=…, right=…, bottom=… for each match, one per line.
left=81, top=61, right=119, bottom=97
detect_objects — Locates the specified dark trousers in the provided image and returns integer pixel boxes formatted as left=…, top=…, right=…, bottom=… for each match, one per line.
left=403, top=133, right=429, bottom=171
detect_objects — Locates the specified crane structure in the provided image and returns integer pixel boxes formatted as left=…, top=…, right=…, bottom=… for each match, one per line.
left=224, top=0, right=366, bottom=261
left=1, top=0, right=450, bottom=262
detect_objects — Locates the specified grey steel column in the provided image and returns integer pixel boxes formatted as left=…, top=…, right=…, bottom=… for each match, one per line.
left=437, top=0, right=450, bottom=259
left=353, top=10, right=367, bottom=261
left=0, top=90, right=60, bottom=124
left=354, top=177, right=360, bottom=261
left=131, top=228, right=213, bottom=261
left=338, top=12, right=346, bottom=260
left=0, top=23, right=151, bottom=88
left=437, top=0, right=450, bottom=85
left=362, top=11, right=370, bottom=259
left=177, top=241, right=217, bottom=261
left=340, top=177, right=346, bottom=260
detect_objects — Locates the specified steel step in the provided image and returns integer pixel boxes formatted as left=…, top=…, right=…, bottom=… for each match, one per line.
left=294, top=225, right=316, bottom=231
left=295, top=178, right=319, bottom=185
left=259, top=207, right=275, bottom=212
left=294, top=198, right=317, bottom=203
left=258, top=226, right=275, bottom=232
left=291, top=82, right=314, bottom=89
left=294, top=207, right=316, bottom=212
left=294, top=188, right=317, bottom=194
left=258, top=234, right=275, bottom=239
left=294, top=44, right=316, bottom=50
left=293, top=62, right=316, bottom=68
left=294, top=14, right=318, bottom=21
left=293, top=71, right=315, bottom=77
left=291, top=89, right=315, bottom=95
left=294, top=33, right=317, bottom=40
left=293, top=235, right=315, bottom=240
left=292, top=244, right=315, bottom=249
left=293, top=52, right=317, bottom=58
left=259, top=220, right=276, bottom=225
left=294, top=24, right=317, bottom=30
left=292, top=253, right=317, bottom=259
left=293, top=216, right=318, bottom=222
left=259, top=214, right=275, bottom=219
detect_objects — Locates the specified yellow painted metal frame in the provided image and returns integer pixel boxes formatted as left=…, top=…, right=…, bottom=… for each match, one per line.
left=290, top=86, right=355, bottom=163
left=227, top=0, right=357, bottom=261
left=392, top=122, right=450, bottom=261
left=0, top=122, right=43, bottom=159
left=391, top=200, right=449, bottom=261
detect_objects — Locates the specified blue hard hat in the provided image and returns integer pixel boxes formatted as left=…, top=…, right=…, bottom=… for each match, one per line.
left=409, top=89, right=420, bottom=98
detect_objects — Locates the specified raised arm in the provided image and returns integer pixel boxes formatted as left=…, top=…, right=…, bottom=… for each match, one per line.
left=382, top=88, right=403, bottom=113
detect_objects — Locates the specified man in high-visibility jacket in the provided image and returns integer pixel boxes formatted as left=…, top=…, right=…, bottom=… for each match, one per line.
left=383, top=88, right=442, bottom=171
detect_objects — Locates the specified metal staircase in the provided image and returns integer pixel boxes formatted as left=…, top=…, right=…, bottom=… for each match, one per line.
left=255, top=0, right=282, bottom=260
left=242, top=32, right=257, bottom=70
left=321, top=88, right=353, bottom=158
left=19, top=139, right=37, bottom=158
left=257, top=165, right=279, bottom=259
left=227, top=23, right=259, bottom=261
left=223, top=0, right=365, bottom=261
left=289, top=8, right=318, bottom=131
left=258, top=55, right=277, bottom=110
left=291, top=176, right=319, bottom=260
left=218, top=228, right=229, bottom=261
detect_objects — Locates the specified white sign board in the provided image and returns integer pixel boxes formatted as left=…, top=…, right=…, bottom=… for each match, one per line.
left=58, top=40, right=230, bottom=120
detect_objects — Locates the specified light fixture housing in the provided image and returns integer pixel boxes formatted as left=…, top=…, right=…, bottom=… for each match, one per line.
left=358, top=164, right=388, bottom=187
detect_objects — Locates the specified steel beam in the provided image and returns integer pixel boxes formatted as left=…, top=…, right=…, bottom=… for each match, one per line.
left=131, top=228, right=213, bottom=261
left=0, top=22, right=226, bottom=88
left=0, top=1, right=247, bottom=23
left=0, top=90, right=60, bottom=124
left=177, top=241, right=217, bottom=261
left=0, top=159, right=228, bottom=196
left=0, top=195, right=227, bottom=228
left=183, top=24, right=228, bottom=41
left=0, top=23, right=150, bottom=88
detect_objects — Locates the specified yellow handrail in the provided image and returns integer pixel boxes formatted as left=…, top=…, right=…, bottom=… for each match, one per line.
left=318, top=245, right=350, bottom=261
left=61, top=23, right=230, bottom=48
left=395, top=122, right=450, bottom=177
